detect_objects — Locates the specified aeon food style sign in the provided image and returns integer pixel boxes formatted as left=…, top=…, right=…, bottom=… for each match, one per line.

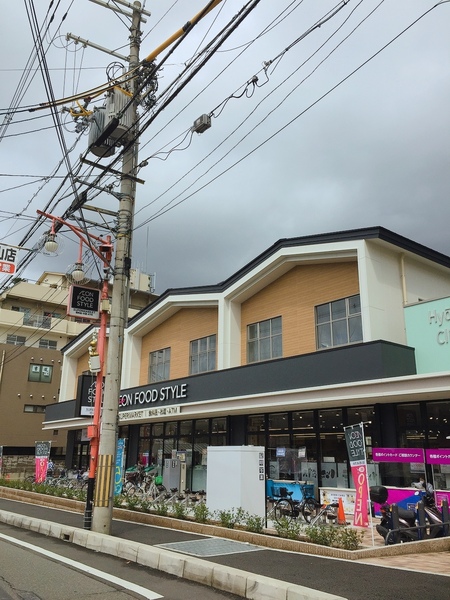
left=67, top=285, right=100, bottom=319
left=119, top=383, right=188, bottom=409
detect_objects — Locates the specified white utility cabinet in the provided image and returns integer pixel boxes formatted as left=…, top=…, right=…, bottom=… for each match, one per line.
left=206, top=446, right=265, bottom=516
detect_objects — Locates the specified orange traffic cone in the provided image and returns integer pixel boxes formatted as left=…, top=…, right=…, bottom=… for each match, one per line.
left=337, top=497, right=346, bottom=525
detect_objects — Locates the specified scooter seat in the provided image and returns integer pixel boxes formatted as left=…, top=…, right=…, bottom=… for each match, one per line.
left=398, top=507, right=416, bottom=521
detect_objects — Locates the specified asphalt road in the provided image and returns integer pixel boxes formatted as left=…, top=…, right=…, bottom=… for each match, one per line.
left=0, top=524, right=242, bottom=600
left=0, top=497, right=449, bottom=600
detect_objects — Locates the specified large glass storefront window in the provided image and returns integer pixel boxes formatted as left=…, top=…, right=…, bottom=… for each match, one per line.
left=319, top=409, right=348, bottom=488
left=72, top=429, right=89, bottom=471
left=138, top=425, right=151, bottom=466
left=133, top=417, right=228, bottom=491
left=426, top=401, right=450, bottom=490
left=210, top=417, right=227, bottom=446
left=248, top=408, right=372, bottom=491
left=397, top=404, right=425, bottom=446
left=178, top=420, right=193, bottom=487
left=378, top=403, right=426, bottom=488
left=193, top=419, right=209, bottom=491
left=346, top=406, right=379, bottom=487
left=247, top=414, right=265, bottom=447
left=292, top=410, right=318, bottom=488
left=267, top=412, right=290, bottom=479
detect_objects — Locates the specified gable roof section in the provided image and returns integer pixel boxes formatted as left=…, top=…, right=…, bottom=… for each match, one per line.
left=128, top=225, right=450, bottom=329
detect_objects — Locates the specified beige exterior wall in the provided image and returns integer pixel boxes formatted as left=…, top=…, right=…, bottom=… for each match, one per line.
left=137, top=264, right=359, bottom=380
left=139, top=307, right=218, bottom=384
left=0, top=343, right=65, bottom=450
left=240, top=262, right=359, bottom=363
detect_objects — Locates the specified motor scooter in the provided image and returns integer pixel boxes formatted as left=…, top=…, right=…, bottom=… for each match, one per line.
left=369, top=485, right=444, bottom=544
left=416, top=489, right=444, bottom=539
left=370, top=485, right=418, bottom=544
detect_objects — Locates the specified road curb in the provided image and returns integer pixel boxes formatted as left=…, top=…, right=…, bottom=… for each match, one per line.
left=1, top=486, right=450, bottom=560
left=0, top=508, right=347, bottom=600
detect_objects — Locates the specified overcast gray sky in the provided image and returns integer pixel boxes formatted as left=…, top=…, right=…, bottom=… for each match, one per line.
left=1, top=0, right=449, bottom=294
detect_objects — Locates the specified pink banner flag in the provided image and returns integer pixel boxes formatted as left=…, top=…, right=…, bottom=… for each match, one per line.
left=35, top=457, right=48, bottom=483
left=351, top=463, right=369, bottom=527
left=345, top=423, right=369, bottom=528
left=34, top=441, right=51, bottom=483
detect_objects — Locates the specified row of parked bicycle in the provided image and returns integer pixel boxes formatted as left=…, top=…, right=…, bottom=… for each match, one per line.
left=120, top=467, right=207, bottom=509
left=25, top=469, right=89, bottom=490
left=267, top=485, right=341, bottom=526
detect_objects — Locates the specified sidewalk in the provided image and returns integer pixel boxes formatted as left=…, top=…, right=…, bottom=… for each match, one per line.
left=1, top=489, right=449, bottom=600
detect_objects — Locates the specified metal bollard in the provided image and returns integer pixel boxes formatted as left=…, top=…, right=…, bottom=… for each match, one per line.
left=391, top=503, right=399, bottom=544
left=416, top=500, right=426, bottom=539
left=441, top=498, right=449, bottom=537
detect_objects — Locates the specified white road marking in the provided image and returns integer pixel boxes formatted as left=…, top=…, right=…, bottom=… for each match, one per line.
left=0, top=532, right=163, bottom=599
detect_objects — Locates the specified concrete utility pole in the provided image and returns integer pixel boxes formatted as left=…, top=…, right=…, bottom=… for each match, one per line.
left=86, top=0, right=226, bottom=535
left=91, top=2, right=142, bottom=535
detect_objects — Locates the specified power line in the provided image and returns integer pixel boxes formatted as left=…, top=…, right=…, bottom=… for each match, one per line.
left=134, top=0, right=445, bottom=227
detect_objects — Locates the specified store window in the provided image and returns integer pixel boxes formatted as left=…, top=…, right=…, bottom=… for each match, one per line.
left=190, top=335, right=216, bottom=374
left=247, top=316, right=282, bottom=363
left=149, top=423, right=164, bottom=476
left=28, top=364, right=53, bottom=383
left=248, top=415, right=266, bottom=432
left=426, top=401, right=450, bottom=490
left=426, top=401, right=450, bottom=448
left=247, top=414, right=266, bottom=447
left=178, top=420, right=194, bottom=484
left=193, top=419, right=209, bottom=491
left=319, top=408, right=348, bottom=488
left=210, top=417, right=227, bottom=446
left=268, top=412, right=291, bottom=479
left=292, top=410, right=318, bottom=489
left=377, top=403, right=426, bottom=488
left=148, top=347, right=171, bottom=382
left=138, top=425, right=151, bottom=466
left=315, top=294, right=362, bottom=349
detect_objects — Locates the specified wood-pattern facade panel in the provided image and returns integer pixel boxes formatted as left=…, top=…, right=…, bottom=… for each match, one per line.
left=241, top=262, right=359, bottom=363
left=140, top=307, right=218, bottom=384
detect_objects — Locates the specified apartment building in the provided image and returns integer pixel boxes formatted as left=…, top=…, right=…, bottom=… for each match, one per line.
left=46, top=227, right=450, bottom=492
left=0, top=270, right=155, bottom=476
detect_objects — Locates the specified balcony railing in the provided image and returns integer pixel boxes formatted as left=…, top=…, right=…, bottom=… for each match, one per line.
left=23, top=315, right=51, bottom=329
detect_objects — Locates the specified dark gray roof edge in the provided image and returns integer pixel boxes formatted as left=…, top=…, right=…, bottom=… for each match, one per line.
left=128, top=226, right=450, bottom=326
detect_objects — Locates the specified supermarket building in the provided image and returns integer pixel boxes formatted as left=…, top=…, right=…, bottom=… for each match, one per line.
left=44, top=227, right=450, bottom=493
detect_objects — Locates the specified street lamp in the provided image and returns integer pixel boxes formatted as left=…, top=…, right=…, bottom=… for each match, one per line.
left=70, top=262, right=86, bottom=283
left=44, top=233, right=59, bottom=254
left=37, top=210, right=113, bottom=529
left=65, top=239, right=91, bottom=285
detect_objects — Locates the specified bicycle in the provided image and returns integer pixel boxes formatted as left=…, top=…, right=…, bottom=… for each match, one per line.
left=308, top=502, right=339, bottom=526
left=66, top=469, right=89, bottom=491
left=272, top=485, right=320, bottom=524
